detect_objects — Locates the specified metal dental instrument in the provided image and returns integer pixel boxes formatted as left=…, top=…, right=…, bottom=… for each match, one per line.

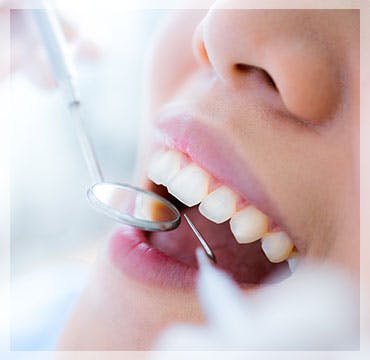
left=32, top=5, right=180, bottom=231
left=184, top=214, right=217, bottom=263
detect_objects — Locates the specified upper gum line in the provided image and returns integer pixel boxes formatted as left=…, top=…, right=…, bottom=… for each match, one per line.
left=150, top=147, right=269, bottom=222
left=207, top=174, right=246, bottom=210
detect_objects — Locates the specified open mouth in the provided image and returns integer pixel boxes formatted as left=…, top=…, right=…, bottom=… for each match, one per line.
left=145, top=149, right=296, bottom=287
left=109, top=112, right=299, bottom=289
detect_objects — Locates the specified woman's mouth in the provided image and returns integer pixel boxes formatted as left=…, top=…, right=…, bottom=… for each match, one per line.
left=108, top=112, right=300, bottom=289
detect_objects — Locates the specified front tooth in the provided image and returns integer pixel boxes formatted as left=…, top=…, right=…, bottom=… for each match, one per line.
left=261, top=231, right=294, bottom=263
left=148, top=149, right=183, bottom=185
left=230, top=205, right=268, bottom=243
left=167, top=163, right=210, bottom=206
left=199, top=186, right=237, bottom=223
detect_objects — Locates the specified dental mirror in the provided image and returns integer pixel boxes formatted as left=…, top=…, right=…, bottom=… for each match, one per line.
left=33, top=6, right=181, bottom=232
left=87, top=182, right=181, bottom=231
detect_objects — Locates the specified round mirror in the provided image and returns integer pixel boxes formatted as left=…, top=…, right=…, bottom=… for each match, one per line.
left=87, top=182, right=181, bottom=231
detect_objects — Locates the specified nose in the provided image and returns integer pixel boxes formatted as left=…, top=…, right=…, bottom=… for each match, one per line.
left=193, top=9, right=344, bottom=123
left=193, top=9, right=278, bottom=86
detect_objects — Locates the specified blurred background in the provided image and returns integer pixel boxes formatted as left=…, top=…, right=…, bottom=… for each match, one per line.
left=8, top=1, right=167, bottom=350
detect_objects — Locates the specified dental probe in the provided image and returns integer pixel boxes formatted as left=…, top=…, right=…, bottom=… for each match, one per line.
left=184, top=214, right=217, bottom=263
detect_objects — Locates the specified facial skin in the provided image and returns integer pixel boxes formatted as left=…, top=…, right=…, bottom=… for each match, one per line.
left=57, top=5, right=359, bottom=350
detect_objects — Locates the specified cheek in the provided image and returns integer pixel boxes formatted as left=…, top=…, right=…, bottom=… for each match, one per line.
left=271, top=44, right=340, bottom=123
left=225, top=101, right=357, bottom=256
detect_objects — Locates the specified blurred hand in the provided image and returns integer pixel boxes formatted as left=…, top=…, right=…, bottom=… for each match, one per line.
left=1, top=0, right=100, bottom=87
left=152, top=261, right=359, bottom=353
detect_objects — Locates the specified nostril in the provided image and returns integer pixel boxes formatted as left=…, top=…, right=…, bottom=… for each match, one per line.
left=234, top=63, right=252, bottom=72
left=235, top=63, right=278, bottom=91
left=260, top=69, right=278, bottom=91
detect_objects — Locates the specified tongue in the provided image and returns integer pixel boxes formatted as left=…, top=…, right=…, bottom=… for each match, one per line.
left=149, top=207, right=287, bottom=284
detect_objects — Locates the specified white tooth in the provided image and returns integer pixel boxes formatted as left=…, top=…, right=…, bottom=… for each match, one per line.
left=230, top=205, right=268, bottom=243
left=133, top=193, right=170, bottom=222
left=167, top=163, right=210, bottom=206
left=261, top=231, right=294, bottom=263
left=287, top=251, right=300, bottom=272
left=133, top=193, right=152, bottom=220
left=199, top=186, right=237, bottom=223
left=148, top=149, right=183, bottom=185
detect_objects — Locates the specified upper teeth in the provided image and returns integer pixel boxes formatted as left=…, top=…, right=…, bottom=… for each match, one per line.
left=168, top=164, right=210, bottom=207
left=261, top=232, right=294, bottom=263
left=148, top=149, right=183, bottom=186
left=199, top=185, right=237, bottom=224
left=229, top=205, right=269, bottom=243
left=148, top=149, right=295, bottom=263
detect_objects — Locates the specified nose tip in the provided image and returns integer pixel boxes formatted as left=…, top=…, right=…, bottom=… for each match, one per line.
left=191, top=10, right=256, bottom=86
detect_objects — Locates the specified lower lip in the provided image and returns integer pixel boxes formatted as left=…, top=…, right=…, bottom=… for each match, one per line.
left=108, top=226, right=197, bottom=289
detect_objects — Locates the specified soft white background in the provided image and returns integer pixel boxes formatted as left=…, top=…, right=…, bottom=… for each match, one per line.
left=9, top=2, right=166, bottom=349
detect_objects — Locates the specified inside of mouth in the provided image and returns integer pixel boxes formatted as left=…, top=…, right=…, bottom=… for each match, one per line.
left=146, top=182, right=290, bottom=286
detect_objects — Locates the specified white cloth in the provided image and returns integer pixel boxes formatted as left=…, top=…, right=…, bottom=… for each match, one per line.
left=153, top=258, right=362, bottom=354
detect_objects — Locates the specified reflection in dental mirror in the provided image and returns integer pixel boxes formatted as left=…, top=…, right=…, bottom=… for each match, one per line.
left=87, top=182, right=181, bottom=231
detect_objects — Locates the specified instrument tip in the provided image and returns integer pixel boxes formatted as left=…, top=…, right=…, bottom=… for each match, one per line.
left=184, top=214, right=217, bottom=264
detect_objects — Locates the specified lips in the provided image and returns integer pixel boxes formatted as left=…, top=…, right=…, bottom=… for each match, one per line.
left=154, top=112, right=279, bottom=222
left=108, top=110, right=298, bottom=289
left=109, top=225, right=197, bottom=289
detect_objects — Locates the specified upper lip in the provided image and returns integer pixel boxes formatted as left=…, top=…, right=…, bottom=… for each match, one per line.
left=151, top=106, right=303, bottom=253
